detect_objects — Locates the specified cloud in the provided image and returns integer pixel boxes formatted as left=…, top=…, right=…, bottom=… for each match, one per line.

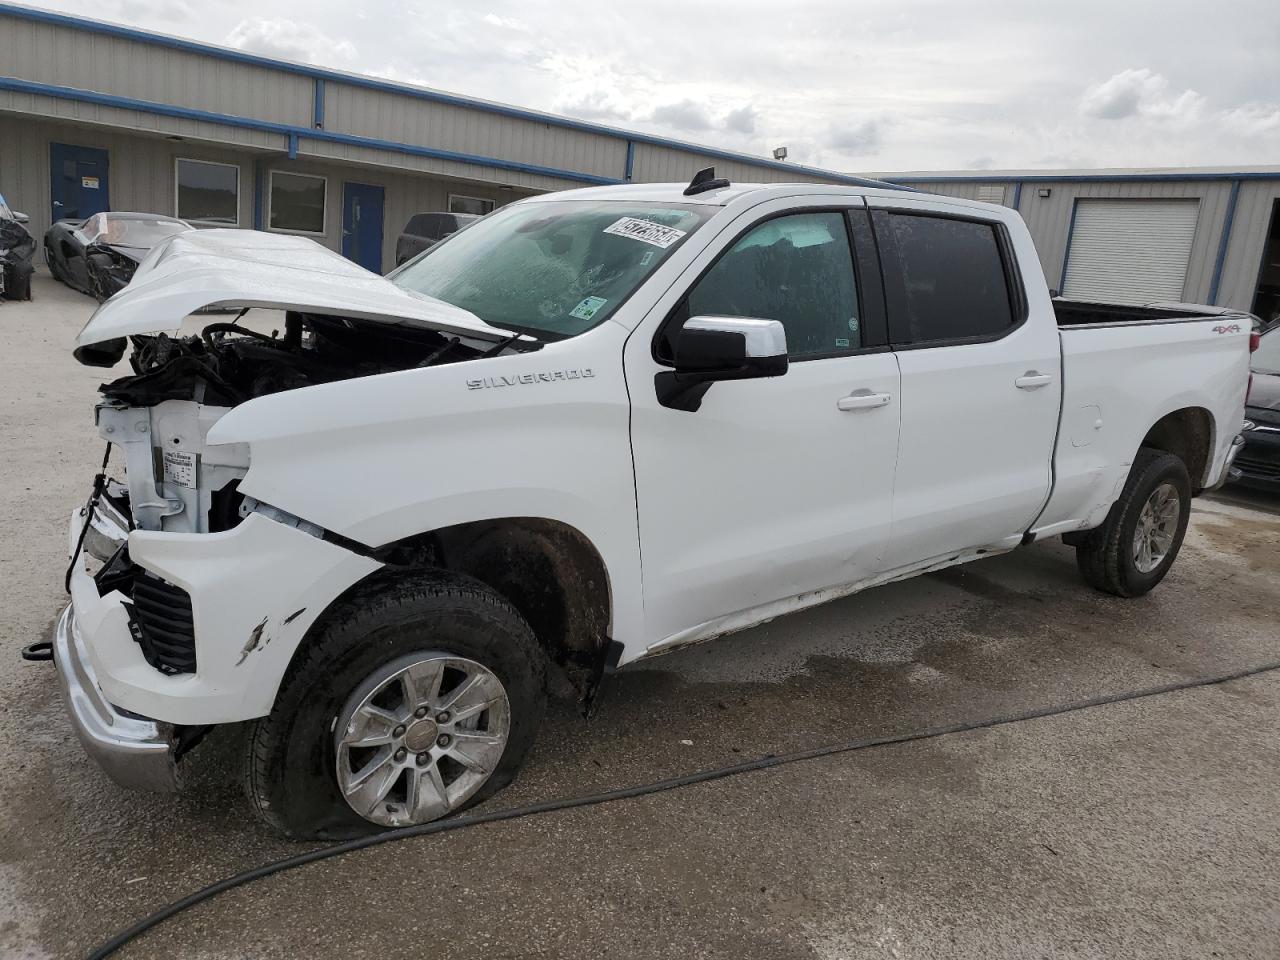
left=1078, top=68, right=1204, bottom=122
left=226, top=18, right=357, bottom=64
left=723, top=105, right=757, bottom=135
left=650, top=99, right=713, bottom=132
left=828, top=119, right=881, bottom=156
left=1222, top=103, right=1280, bottom=138
left=557, top=90, right=633, bottom=123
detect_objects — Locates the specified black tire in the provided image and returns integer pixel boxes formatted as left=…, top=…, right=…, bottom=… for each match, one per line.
left=243, top=570, right=546, bottom=840
left=44, top=246, right=62, bottom=281
left=1075, top=448, right=1192, bottom=598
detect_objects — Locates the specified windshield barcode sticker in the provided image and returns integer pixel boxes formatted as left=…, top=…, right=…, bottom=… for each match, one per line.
left=603, top=217, right=687, bottom=249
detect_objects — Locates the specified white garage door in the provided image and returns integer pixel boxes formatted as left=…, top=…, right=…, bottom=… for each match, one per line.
left=1061, top=199, right=1199, bottom=304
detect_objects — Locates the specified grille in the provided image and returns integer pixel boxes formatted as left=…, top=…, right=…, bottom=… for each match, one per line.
left=129, top=572, right=197, bottom=675
left=1236, top=453, right=1280, bottom=480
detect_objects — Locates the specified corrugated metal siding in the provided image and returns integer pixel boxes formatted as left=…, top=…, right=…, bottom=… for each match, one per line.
left=0, top=113, right=254, bottom=248
left=324, top=85, right=627, bottom=182
left=0, top=17, right=312, bottom=126
left=630, top=143, right=833, bottom=186
left=1061, top=199, right=1199, bottom=303
left=906, top=181, right=1013, bottom=206
left=1215, top=181, right=1280, bottom=312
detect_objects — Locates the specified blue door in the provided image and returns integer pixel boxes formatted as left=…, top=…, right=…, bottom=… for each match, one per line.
left=49, top=143, right=110, bottom=223
left=342, top=182, right=385, bottom=273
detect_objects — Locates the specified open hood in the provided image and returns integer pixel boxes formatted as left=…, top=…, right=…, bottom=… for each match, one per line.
left=77, top=229, right=512, bottom=347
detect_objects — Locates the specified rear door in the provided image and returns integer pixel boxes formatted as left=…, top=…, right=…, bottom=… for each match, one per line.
left=868, top=197, right=1060, bottom=570
left=626, top=198, right=902, bottom=651
left=49, top=143, right=109, bottom=223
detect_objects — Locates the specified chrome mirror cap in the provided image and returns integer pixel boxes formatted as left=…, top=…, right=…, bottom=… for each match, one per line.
left=685, top=316, right=787, bottom=359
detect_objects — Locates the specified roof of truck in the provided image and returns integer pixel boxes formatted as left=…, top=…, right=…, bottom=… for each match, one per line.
left=521, top=180, right=918, bottom=207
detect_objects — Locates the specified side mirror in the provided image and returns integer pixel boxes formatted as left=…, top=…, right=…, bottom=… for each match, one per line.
left=12, top=211, right=29, bottom=225
left=656, top=315, right=788, bottom=411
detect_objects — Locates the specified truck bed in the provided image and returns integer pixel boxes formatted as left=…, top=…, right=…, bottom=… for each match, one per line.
left=1053, top=299, right=1225, bottom=328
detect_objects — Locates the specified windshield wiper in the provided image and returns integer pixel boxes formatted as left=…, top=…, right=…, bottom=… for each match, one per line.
left=482, top=329, right=542, bottom=356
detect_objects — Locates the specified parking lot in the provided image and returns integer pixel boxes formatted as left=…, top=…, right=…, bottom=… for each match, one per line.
left=2, top=272, right=1279, bottom=959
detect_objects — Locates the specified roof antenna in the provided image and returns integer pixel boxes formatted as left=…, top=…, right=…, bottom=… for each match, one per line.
left=683, top=166, right=731, bottom=196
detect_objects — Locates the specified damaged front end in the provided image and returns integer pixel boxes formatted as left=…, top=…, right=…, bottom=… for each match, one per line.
left=49, top=230, right=524, bottom=788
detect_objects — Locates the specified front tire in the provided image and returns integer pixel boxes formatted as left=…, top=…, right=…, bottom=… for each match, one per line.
left=1074, top=448, right=1192, bottom=598
left=243, top=571, right=546, bottom=840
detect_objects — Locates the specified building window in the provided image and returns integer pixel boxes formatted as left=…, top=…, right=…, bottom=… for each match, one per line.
left=175, top=158, right=239, bottom=225
left=449, top=195, right=495, bottom=216
left=269, top=171, right=327, bottom=235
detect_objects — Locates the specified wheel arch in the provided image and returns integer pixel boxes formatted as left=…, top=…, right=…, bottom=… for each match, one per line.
left=1137, top=405, right=1215, bottom=493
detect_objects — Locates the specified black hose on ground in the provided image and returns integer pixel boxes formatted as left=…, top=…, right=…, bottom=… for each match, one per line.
left=86, top=658, right=1280, bottom=959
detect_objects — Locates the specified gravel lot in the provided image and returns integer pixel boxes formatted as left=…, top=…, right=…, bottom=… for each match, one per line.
left=2, top=273, right=1279, bottom=959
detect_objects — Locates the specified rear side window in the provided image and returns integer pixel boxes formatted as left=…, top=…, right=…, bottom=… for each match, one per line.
left=883, top=213, right=1015, bottom=344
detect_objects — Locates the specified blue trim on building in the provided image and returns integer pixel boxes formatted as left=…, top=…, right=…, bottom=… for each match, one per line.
left=287, top=132, right=298, bottom=160
left=1058, top=198, right=1080, bottom=295
left=313, top=78, right=325, bottom=129
left=0, top=2, right=906, bottom=190
left=1208, top=180, right=1242, bottom=306
left=624, top=140, right=635, bottom=183
left=1011, top=182, right=1022, bottom=211
left=0, top=76, right=624, bottom=185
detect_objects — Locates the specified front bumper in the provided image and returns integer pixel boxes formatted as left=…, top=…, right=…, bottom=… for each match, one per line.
left=1232, top=421, right=1280, bottom=490
left=52, top=603, right=181, bottom=792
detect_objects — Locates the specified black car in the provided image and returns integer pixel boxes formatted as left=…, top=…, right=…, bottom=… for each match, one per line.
left=45, top=211, right=191, bottom=301
left=395, top=212, right=479, bottom=266
left=0, top=191, right=35, bottom=302
left=1237, top=320, right=1280, bottom=492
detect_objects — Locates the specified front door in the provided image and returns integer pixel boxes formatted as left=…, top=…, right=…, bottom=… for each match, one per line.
left=868, top=198, right=1060, bottom=570
left=49, top=143, right=109, bottom=223
left=342, top=182, right=385, bottom=273
left=626, top=200, right=902, bottom=653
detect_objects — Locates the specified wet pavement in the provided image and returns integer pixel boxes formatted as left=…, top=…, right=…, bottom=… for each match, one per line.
left=2, top=274, right=1278, bottom=958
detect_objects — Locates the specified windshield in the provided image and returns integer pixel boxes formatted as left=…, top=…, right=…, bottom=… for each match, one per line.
left=86, top=216, right=190, bottom=248
left=390, top=200, right=712, bottom=338
left=1254, top=324, right=1280, bottom=376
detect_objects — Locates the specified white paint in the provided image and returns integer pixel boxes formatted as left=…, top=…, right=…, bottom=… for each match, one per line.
left=64, top=181, right=1252, bottom=729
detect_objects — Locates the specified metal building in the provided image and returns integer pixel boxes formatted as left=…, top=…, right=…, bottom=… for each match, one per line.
left=884, top=168, right=1280, bottom=320
left=0, top=3, right=867, bottom=275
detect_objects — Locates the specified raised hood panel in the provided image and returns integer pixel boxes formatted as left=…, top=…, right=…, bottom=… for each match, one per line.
left=76, top=229, right=509, bottom=347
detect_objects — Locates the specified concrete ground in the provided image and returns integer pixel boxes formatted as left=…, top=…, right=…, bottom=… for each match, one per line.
left=2, top=272, right=1279, bottom=959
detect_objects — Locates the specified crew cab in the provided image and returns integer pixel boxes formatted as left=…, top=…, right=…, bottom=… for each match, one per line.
left=43, top=175, right=1252, bottom=839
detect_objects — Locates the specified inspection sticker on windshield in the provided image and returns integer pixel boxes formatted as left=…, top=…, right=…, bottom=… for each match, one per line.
left=570, top=296, right=608, bottom=321
left=603, top=216, right=687, bottom=249
left=162, top=450, right=197, bottom=489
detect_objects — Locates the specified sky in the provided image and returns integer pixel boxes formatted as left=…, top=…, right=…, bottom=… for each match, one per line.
left=34, top=0, right=1280, bottom=172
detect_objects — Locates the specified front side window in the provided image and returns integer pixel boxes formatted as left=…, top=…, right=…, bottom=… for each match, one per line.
left=88, top=216, right=189, bottom=248
left=391, top=200, right=710, bottom=338
left=176, top=158, right=239, bottom=225
left=269, top=171, right=326, bottom=234
left=885, top=214, right=1015, bottom=344
left=449, top=195, right=495, bottom=216
left=685, top=212, right=860, bottom=360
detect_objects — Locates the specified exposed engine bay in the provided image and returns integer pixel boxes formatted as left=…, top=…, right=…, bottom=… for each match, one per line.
left=79, top=311, right=517, bottom=406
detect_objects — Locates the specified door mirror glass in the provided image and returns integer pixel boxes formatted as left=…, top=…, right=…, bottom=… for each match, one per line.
left=658, top=315, right=788, bottom=411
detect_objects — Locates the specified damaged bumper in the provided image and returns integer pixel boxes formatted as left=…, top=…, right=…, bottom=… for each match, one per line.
left=53, top=603, right=181, bottom=792
left=62, top=505, right=381, bottom=730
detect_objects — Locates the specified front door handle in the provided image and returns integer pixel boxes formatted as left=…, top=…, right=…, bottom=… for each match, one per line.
left=1015, top=372, right=1053, bottom=390
left=837, top=391, right=892, bottom=412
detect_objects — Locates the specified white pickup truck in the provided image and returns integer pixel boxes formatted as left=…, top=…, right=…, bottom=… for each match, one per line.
left=43, top=172, right=1252, bottom=839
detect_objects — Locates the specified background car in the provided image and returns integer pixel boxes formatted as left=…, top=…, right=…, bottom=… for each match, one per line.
left=0, top=191, right=35, bottom=301
left=395, top=212, right=479, bottom=266
left=1237, top=319, right=1280, bottom=492
left=45, top=211, right=191, bottom=301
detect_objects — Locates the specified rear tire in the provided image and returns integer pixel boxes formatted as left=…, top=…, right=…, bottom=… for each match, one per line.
left=243, top=570, right=546, bottom=840
left=1075, top=448, right=1192, bottom=598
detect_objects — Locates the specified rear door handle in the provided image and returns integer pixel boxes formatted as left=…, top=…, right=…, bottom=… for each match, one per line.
left=837, top=391, right=892, bottom=412
left=1015, top=372, right=1053, bottom=390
